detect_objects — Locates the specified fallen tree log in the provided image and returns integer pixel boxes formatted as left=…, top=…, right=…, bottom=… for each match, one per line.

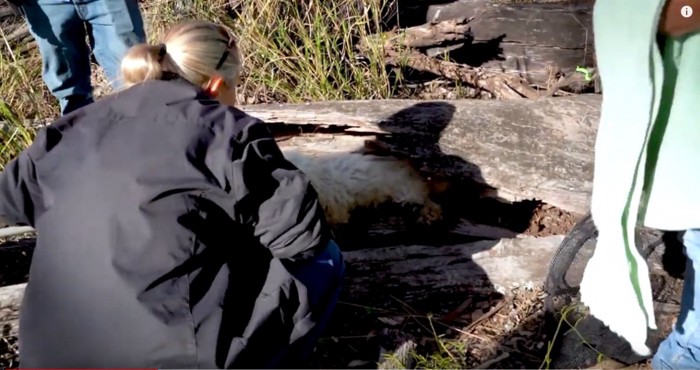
left=0, top=234, right=567, bottom=333
left=0, top=283, right=25, bottom=337
left=1, top=96, right=600, bottom=214
left=0, top=231, right=677, bottom=329
left=413, top=0, right=596, bottom=89
left=242, top=94, right=602, bottom=215
left=359, top=17, right=543, bottom=99
left=343, top=235, right=565, bottom=305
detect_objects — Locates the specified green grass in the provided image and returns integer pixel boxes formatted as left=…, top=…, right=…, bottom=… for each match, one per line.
left=0, top=0, right=398, bottom=167
left=412, top=339, right=469, bottom=369
left=0, top=41, right=45, bottom=169
left=539, top=303, right=609, bottom=370
left=0, top=99, right=34, bottom=170
left=143, top=0, right=396, bottom=103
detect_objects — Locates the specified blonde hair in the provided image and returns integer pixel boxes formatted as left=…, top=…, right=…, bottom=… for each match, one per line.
left=120, top=20, right=243, bottom=89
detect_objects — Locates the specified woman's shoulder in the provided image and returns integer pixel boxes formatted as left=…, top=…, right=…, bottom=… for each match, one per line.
left=50, top=79, right=268, bottom=146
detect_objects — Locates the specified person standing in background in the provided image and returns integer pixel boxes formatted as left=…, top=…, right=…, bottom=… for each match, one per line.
left=579, top=0, right=700, bottom=369
left=4, top=0, right=146, bottom=115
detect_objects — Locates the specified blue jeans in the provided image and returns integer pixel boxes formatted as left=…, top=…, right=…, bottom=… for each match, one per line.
left=275, top=239, right=345, bottom=368
left=20, top=0, right=146, bottom=115
left=652, top=229, right=700, bottom=369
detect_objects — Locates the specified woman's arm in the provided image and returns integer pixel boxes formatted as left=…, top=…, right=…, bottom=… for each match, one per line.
left=231, top=119, right=329, bottom=261
left=659, top=0, right=700, bottom=36
left=0, top=129, right=47, bottom=227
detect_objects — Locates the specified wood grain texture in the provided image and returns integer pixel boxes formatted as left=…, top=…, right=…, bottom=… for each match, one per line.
left=422, top=0, right=596, bottom=86
left=243, top=94, right=602, bottom=215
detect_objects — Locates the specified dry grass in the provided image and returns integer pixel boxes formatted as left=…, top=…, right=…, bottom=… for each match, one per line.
left=314, top=287, right=570, bottom=369
left=0, top=0, right=570, bottom=161
left=0, top=26, right=50, bottom=166
left=0, top=0, right=401, bottom=167
left=135, top=0, right=395, bottom=104
left=0, top=0, right=586, bottom=165
left=1, top=0, right=399, bottom=112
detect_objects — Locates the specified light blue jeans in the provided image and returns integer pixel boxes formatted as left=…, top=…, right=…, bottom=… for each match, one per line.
left=20, top=0, right=146, bottom=115
left=652, top=229, right=700, bottom=369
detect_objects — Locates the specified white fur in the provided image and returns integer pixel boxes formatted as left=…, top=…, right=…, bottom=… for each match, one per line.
left=280, top=148, right=442, bottom=225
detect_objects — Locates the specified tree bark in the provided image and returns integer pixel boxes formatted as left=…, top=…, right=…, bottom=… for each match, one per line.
left=0, top=283, right=25, bottom=337
left=416, top=0, right=596, bottom=88
left=362, top=11, right=596, bottom=98
left=1, top=96, right=601, bottom=214
left=242, top=94, right=602, bottom=215
left=0, top=234, right=568, bottom=332
left=343, top=235, right=565, bottom=305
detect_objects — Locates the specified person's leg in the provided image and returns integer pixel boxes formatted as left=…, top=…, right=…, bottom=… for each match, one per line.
left=652, top=229, right=700, bottom=369
left=78, top=0, right=146, bottom=91
left=278, top=239, right=346, bottom=368
left=20, top=0, right=93, bottom=115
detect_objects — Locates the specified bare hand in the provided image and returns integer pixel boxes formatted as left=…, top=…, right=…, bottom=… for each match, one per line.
left=659, top=0, right=700, bottom=37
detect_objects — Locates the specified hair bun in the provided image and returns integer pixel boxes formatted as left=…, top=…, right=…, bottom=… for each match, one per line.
left=120, top=43, right=166, bottom=86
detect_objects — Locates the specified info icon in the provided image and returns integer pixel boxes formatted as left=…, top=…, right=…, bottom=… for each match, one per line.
left=681, top=5, right=693, bottom=18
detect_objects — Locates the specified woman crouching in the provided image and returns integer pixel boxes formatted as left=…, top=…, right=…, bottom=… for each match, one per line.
left=3, top=20, right=344, bottom=368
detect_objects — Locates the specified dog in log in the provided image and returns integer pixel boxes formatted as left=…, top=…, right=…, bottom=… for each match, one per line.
left=280, top=147, right=445, bottom=226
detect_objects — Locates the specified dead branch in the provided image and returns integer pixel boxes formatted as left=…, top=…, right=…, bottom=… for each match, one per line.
left=362, top=17, right=474, bottom=50
left=4, top=23, right=28, bottom=45
left=384, top=48, right=539, bottom=99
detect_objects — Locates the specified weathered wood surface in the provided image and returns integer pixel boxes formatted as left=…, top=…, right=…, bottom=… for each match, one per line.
left=0, top=234, right=567, bottom=331
left=0, top=283, right=25, bottom=337
left=417, top=0, right=596, bottom=87
left=243, top=94, right=602, bottom=215
left=0, top=232, right=677, bottom=335
left=344, top=235, right=565, bottom=304
left=0, top=226, right=34, bottom=238
left=0, top=96, right=601, bottom=214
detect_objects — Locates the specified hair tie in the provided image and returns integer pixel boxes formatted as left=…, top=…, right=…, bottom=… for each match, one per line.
left=157, top=43, right=167, bottom=62
left=215, top=50, right=230, bottom=71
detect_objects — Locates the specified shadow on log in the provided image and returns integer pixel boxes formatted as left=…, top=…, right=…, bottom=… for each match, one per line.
left=344, top=235, right=565, bottom=306
left=242, top=94, right=602, bottom=215
left=0, top=97, right=600, bottom=217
